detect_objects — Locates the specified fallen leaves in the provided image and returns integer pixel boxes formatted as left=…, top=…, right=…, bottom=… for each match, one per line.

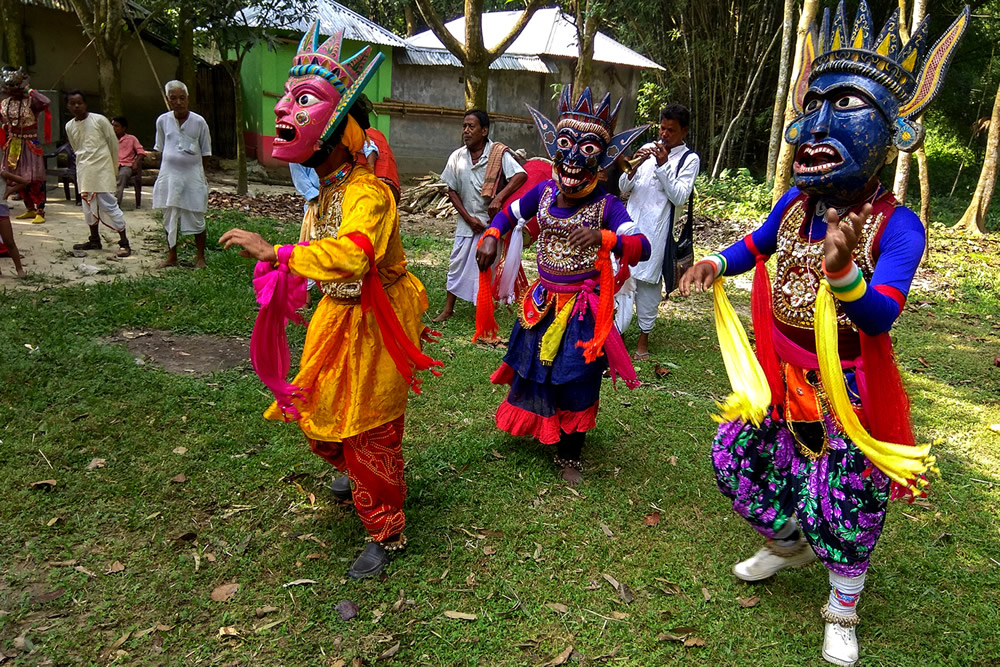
left=47, top=559, right=78, bottom=567
left=283, top=579, right=317, bottom=588
left=255, top=617, right=287, bottom=634
left=658, top=625, right=706, bottom=648
left=172, top=446, right=188, bottom=455
left=210, top=583, right=240, bottom=602
left=599, top=523, right=614, bottom=538
left=701, top=587, right=712, bottom=602
left=377, top=641, right=401, bottom=661
left=46, top=517, right=61, bottom=527
left=602, top=573, right=635, bottom=604
left=208, top=191, right=305, bottom=223
left=483, top=545, right=497, bottom=556
left=30, top=588, right=65, bottom=603
left=545, top=645, right=574, bottom=666
left=737, top=595, right=760, bottom=608
left=256, top=606, right=280, bottom=618
left=29, top=479, right=57, bottom=490
left=443, top=610, right=477, bottom=621
left=85, top=458, right=106, bottom=470
left=74, top=565, right=97, bottom=577
left=336, top=600, right=359, bottom=621
left=170, top=473, right=187, bottom=484
left=545, top=602, right=569, bottom=614
left=644, top=512, right=661, bottom=526
left=105, top=561, right=125, bottom=575
left=218, top=626, right=240, bottom=639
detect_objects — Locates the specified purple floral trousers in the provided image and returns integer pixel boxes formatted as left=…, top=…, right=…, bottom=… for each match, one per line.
left=712, top=415, right=890, bottom=577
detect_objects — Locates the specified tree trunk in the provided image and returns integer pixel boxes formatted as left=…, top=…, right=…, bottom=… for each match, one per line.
left=771, top=0, right=820, bottom=205
left=916, top=146, right=930, bottom=261
left=893, top=153, right=911, bottom=204
left=766, top=0, right=795, bottom=183
left=178, top=0, right=197, bottom=108
left=957, top=79, right=1000, bottom=235
left=95, top=46, right=123, bottom=116
left=1, top=0, right=26, bottom=68
left=230, top=62, right=248, bottom=196
left=404, top=2, right=418, bottom=37
left=464, top=57, right=489, bottom=110
left=572, top=0, right=600, bottom=94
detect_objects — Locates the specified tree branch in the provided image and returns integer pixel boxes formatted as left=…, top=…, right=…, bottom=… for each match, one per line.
left=487, top=0, right=546, bottom=60
left=413, top=0, right=468, bottom=61
left=67, top=0, right=95, bottom=34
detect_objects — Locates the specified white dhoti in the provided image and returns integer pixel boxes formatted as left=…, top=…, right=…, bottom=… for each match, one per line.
left=446, top=233, right=487, bottom=304
left=635, top=278, right=663, bottom=333
left=82, top=192, right=127, bottom=232
left=162, top=207, right=206, bottom=248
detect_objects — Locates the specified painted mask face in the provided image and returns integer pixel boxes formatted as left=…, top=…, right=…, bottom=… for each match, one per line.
left=792, top=72, right=893, bottom=201
left=272, top=76, right=343, bottom=164
left=552, top=125, right=606, bottom=195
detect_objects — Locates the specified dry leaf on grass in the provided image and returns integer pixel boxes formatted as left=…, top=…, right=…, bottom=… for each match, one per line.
left=644, top=512, right=661, bottom=526
left=701, top=587, right=712, bottom=602
left=46, top=517, right=61, bottom=527
left=110, top=631, right=131, bottom=650
left=684, top=636, right=707, bottom=648
left=599, top=523, right=614, bottom=537
left=218, top=626, right=240, bottom=639
left=255, top=618, right=287, bottom=634
left=85, top=458, right=106, bottom=470
left=306, top=553, right=326, bottom=560
left=483, top=545, right=496, bottom=556
left=491, top=450, right=505, bottom=459
left=443, top=610, right=477, bottom=621
left=47, top=560, right=78, bottom=567
left=29, top=479, right=57, bottom=490
left=105, top=561, right=125, bottom=575
left=377, top=641, right=400, bottom=660
left=610, top=611, right=629, bottom=620
left=545, top=602, right=569, bottom=613
left=602, top=573, right=620, bottom=589
left=548, top=645, right=574, bottom=666
left=74, top=565, right=97, bottom=577
left=255, top=606, right=279, bottom=618
left=204, top=552, right=216, bottom=562
left=172, top=447, right=188, bottom=455
left=170, top=473, right=187, bottom=484
left=737, top=595, right=760, bottom=608
left=336, top=600, right=359, bottom=621
left=283, top=579, right=317, bottom=588
left=210, top=583, right=239, bottom=602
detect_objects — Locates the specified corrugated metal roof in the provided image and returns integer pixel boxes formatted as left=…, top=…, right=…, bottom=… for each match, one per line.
left=406, top=7, right=663, bottom=71
left=244, top=0, right=406, bottom=48
left=398, top=48, right=557, bottom=73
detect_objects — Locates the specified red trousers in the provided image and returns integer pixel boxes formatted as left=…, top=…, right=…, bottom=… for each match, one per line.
left=22, top=181, right=45, bottom=212
left=309, top=415, right=407, bottom=542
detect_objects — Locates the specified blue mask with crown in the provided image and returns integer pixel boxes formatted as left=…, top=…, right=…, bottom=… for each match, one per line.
left=784, top=1, right=969, bottom=203
left=525, top=86, right=648, bottom=198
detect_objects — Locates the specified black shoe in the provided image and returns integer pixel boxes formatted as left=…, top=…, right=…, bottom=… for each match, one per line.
left=72, top=240, right=102, bottom=251
left=330, top=475, right=353, bottom=502
left=347, top=542, right=389, bottom=579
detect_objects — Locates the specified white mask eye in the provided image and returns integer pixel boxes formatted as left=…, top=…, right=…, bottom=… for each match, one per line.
left=835, top=94, right=867, bottom=110
left=804, top=98, right=821, bottom=113
left=580, top=142, right=602, bottom=156
left=296, top=93, right=319, bottom=107
left=556, top=136, right=573, bottom=149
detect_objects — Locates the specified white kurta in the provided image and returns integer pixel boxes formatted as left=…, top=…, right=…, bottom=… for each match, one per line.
left=618, top=143, right=700, bottom=284
left=66, top=114, right=119, bottom=194
left=440, top=139, right=525, bottom=237
left=152, top=111, right=211, bottom=213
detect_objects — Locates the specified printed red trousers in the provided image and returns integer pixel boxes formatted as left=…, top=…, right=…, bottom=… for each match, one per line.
left=309, top=415, right=407, bottom=542
left=22, top=181, right=45, bottom=212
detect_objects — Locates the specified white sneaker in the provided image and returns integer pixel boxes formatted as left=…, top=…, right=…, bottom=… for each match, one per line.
left=821, top=606, right=859, bottom=666
left=732, top=537, right=818, bottom=582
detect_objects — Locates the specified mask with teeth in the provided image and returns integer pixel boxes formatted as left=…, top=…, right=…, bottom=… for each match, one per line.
left=783, top=0, right=969, bottom=203
left=526, top=86, right=648, bottom=199
left=272, top=21, right=384, bottom=165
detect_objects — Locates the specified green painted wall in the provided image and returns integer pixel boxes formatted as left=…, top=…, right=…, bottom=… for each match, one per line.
left=245, top=38, right=392, bottom=140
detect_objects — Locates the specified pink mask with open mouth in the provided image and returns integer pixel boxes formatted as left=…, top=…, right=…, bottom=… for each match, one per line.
left=272, top=77, right=342, bottom=164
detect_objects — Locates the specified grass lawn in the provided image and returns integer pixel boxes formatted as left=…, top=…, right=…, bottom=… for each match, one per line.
left=1, top=210, right=998, bottom=666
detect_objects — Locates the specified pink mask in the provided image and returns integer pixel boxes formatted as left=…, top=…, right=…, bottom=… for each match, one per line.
left=272, top=77, right=342, bottom=164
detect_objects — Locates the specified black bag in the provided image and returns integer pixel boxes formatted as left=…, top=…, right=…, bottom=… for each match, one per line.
left=661, top=149, right=697, bottom=295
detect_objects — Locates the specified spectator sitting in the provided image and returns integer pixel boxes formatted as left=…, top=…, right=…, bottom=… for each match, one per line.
left=111, top=116, right=146, bottom=207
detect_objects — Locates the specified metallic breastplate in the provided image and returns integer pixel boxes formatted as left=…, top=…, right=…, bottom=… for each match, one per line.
left=535, top=186, right=606, bottom=277
left=311, top=188, right=363, bottom=300
left=772, top=197, right=882, bottom=330
left=1, top=98, right=36, bottom=134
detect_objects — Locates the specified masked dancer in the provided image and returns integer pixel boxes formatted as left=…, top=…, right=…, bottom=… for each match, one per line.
left=220, top=23, right=441, bottom=579
left=679, top=3, right=968, bottom=664
left=476, top=86, right=650, bottom=485
left=0, top=67, right=50, bottom=225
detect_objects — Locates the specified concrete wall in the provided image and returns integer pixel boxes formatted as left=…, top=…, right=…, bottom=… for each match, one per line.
left=388, top=55, right=642, bottom=175
left=243, top=38, right=393, bottom=167
left=21, top=6, right=179, bottom=149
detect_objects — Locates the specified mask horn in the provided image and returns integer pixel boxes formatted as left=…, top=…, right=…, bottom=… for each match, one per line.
left=897, top=5, right=970, bottom=121
left=526, top=104, right=558, bottom=160
left=790, top=28, right=817, bottom=115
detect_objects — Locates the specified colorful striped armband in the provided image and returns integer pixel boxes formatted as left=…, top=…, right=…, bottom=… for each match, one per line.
left=696, top=253, right=726, bottom=278
left=824, top=260, right=867, bottom=302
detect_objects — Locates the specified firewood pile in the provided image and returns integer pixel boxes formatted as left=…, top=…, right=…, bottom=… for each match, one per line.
left=208, top=191, right=304, bottom=223
left=398, top=173, right=456, bottom=218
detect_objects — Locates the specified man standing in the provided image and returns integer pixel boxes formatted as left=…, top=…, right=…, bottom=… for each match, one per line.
left=111, top=116, right=145, bottom=207
left=153, top=80, right=211, bottom=268
left=434, top=110, right=526, bottom=323
left=616, top=104, right=699, bottom=360
left=0, top=67, right=50, bottom=224
left=65, top=90, right=131, bottom=257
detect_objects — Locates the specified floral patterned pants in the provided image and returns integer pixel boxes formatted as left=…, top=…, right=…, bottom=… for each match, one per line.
left=712, top=415, right=890, bottom=577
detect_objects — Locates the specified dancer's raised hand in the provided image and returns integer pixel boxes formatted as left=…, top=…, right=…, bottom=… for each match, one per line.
left=823, top=203, right=871, bottom=274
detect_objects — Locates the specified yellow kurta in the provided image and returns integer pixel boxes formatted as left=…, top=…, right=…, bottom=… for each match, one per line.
left=264, top=167, right=429, bottom=441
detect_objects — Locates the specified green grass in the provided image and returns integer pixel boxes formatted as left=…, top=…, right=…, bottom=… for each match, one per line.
left=1, top=211, right=998, bottom=665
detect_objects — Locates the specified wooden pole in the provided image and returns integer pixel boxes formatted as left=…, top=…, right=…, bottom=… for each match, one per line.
left=126, top=11, right=170, bottom=110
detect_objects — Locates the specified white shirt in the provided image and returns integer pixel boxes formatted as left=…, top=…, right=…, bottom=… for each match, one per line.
left=66, top=113, right=119, bottom=194
left=619, top=142, right=699, bottom=283
left=440, top=139, right=525, bottom=237
left=152, top=111, right=212, bottom=212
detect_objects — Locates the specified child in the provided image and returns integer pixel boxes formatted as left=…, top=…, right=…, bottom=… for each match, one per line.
left=1, top=170, right=27, bottom=277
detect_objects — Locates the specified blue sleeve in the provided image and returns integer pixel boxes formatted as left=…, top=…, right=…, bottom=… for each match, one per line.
left=290, top=163, right=320, bottom=202
left=490, top=181, right=545, bottom=235
left=840, top=207, right=925, bottom=336
left=604, top=195, right=651, bottom=261
left=719, top=187, right=801, bottom=276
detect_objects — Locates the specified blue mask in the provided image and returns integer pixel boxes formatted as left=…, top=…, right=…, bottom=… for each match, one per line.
left=552, top=125, right=606, bottom=195
left=792, top=73, right=894, bottom=202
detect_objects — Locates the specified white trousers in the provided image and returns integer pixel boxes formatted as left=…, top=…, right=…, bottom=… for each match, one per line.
left=635, top=278, right=663, bottom=333
left=82, top=192, right=126, bottom=232
left=162, top=207, right=207, bottom=249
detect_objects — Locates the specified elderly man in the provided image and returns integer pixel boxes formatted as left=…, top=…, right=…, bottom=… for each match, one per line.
left=65, top=90, right=131, bottom=257
left=153, top=80, right=211, bottom=268
left=433, top=110, right=526, bottom=323
left=112, top=116, right=145, bottom=206
left=0, top=67, right=50, bottom=224
left=615, top=104, right=699, bottom=360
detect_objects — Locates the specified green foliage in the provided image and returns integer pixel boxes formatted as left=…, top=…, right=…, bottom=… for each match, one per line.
left=635, top=80, right=668, bottom=124
left=695, top=168, right=771, bottom=221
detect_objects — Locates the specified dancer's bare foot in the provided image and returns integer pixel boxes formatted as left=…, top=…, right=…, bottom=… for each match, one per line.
left=15, top=267, right=25, bottom=278
left=194, top=256, right=207, bottom=269
left=560, top=466, right=583, bottom=486
left=157, top=258, right=178, bottom=269
left=431, top=310, right=452, bottom=323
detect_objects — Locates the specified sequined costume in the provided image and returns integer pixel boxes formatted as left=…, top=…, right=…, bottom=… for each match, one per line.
left=1, top=68, right=50, bottom=223
left=479, top=87, right=650, bottom=471
left=687, top=3, right=968, bottom=664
